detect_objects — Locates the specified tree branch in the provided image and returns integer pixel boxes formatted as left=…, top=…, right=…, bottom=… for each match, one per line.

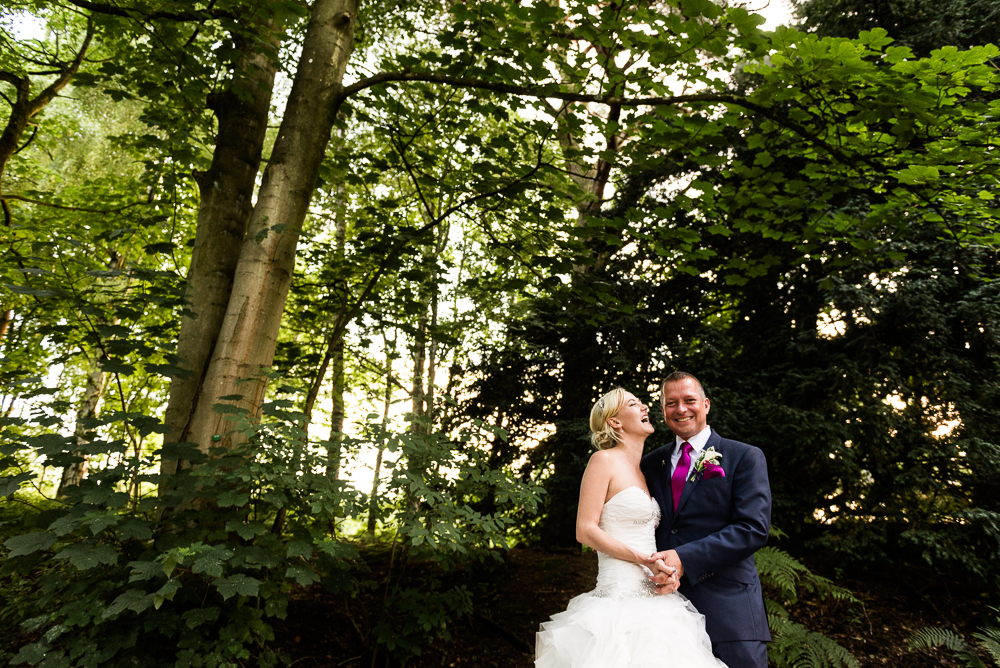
left=64, top=0, right=238, bottom=22
left=1, top=193, right=150, bottom=213
left=337, top=71, right=866, bottom=168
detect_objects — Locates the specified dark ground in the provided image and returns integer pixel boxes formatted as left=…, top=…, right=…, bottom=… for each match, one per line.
left=275, top=547, right=993, bottom=667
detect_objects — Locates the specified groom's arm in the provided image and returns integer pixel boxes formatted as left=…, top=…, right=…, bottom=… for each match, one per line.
left=673, top=445, right=771, bottom=585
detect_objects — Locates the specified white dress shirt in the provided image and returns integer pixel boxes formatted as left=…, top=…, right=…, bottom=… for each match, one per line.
left=669, top=425, right=712, bottom=480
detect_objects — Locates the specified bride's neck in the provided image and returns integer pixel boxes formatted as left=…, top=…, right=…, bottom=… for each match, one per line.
left=617, top=435, right=646, bottom=463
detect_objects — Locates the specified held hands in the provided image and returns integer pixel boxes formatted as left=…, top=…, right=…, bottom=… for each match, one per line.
left=647, top=550, right=684, bottom=595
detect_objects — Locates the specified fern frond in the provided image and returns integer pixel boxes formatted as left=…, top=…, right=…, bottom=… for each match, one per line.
left=972, top=626, right=1000, bottom=664
left=768, top=618, right=860, bottom=668
left=909, top=626, right=972, bottom=653
left=909, top=627, right=988, bottom=668
left=756, top=545, right=859, bottom=605
left=757, top=546, right=809, bottom=602
left=770, top=525, right=789, bottom=540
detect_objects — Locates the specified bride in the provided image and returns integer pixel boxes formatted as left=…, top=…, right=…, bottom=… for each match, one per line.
left=535, top=388, right=725, bottom=667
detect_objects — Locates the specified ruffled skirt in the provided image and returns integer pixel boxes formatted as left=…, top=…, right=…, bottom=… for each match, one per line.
left=535, top=591, right=725, bottom=668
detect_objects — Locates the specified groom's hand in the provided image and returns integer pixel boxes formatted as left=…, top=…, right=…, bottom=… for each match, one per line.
left=649, top=558, right=680, bottom=594
left=648, top=549, right=685, bottom=579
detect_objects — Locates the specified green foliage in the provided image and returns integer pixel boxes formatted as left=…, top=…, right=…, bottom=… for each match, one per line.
left=756, top=529, right=861, bottom=668
left=1, top=388, right=540, bottom=666
left=767, top=600, right=862, bottom=668
left=909, top=607, right=1000, bottom=667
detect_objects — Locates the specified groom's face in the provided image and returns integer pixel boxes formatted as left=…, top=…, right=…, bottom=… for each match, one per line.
left=660, top=378, right=711, bottom=440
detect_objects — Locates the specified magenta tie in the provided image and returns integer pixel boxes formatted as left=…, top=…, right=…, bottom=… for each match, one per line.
left=671, top=442, right=693, bottom=511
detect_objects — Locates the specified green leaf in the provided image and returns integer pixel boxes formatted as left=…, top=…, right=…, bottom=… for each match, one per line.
left=54, top=542, right=119, bottom=570
left=0, top=472, right=35, bottom=496
left=285, top=565, right=321, bottom=587
left=183, top=607, right=221, bottom=629
left=128, top=561, right=161, bottom=582
left=895, top=164, right=940, bottom=185
left=153, top=579, right=182, bottom=609
left=213, top=574, right=261, bottom=600
left=286, top=540, right=313, bottom=559
left=103, top=589, right=155, bottom=618
left=192, top=547, right=234, bottom=577
left=225, top=519, right=267, bottom=540
left=5, top=531, right=56, bottom=557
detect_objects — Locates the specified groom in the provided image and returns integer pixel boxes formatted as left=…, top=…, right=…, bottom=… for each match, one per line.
left=641, top=371, right=772, bottom=668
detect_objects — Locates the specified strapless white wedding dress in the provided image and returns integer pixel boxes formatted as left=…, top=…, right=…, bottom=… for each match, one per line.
left=535, top=486, right=726, bottom=667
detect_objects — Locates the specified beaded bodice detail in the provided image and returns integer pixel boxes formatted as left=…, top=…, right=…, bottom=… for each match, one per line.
left=592, top=486, right=661, bottom=600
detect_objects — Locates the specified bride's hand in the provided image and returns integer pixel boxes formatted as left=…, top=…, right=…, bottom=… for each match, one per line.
left=647, top=549, right=685, bottom=579
left=648, top=558, right=680, bottom=594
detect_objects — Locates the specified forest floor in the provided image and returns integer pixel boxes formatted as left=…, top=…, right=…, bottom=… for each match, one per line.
left=276, top=546, right=993, bottom=668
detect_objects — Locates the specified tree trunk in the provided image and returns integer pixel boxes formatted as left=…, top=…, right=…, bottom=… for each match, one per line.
left=57, top=358, right=106, bottom=494
left=326, top=200, right=349, bottom=480
left=0, top=309, right=10, bottom=342
left=177, top=0, right=358, bottom=462
left=410, top=308, right=428, bottom=433
left=161, top=26, right=281, bottom=486
left=368, top=332, right=394, bottom=533
left=326, top=339, right=345, bottom=480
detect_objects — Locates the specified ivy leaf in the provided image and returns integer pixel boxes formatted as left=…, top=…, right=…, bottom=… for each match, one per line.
left=4, top=531, right=56, bottom=557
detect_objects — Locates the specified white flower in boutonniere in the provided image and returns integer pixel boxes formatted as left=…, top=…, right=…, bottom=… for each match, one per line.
left=689, top=447, right=724, bottom=482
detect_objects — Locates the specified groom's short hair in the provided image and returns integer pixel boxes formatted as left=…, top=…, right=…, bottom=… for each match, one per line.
left=660, top=371, right=707, bottom=404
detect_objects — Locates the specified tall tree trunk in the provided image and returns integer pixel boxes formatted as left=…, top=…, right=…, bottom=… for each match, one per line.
left=326, top=339, right=345, bottom=480
left=57, top=358, right=106, bottom=494
left=326, top=200, right=349, bottom=480
left=177, top=0, right=358, bottom=464
left=368, top=331, right=394, bottom=533
left=161, top=26, right=281, bottom=488
left=425, top=224, right=448, bottom=423
left=410, top=308, right=428, bottom=433
left=0, top=309, right=10, bottom=343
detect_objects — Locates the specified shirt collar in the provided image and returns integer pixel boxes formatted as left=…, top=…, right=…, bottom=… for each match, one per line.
left=675, top=425, right=712, bottom=454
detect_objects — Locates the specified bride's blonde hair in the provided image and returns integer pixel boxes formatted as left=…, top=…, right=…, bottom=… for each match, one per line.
left=590, top=387, right=628, bottom=450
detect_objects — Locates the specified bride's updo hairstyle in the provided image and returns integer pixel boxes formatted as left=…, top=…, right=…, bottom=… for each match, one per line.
left=590, top=387, right=628, bottom=450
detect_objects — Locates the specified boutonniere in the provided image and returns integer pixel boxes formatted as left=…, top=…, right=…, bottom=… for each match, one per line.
left=690, top=447, right=725, bottom=482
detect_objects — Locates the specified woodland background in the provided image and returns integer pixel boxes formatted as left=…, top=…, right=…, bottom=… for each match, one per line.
left=1, top=0, right=999, bottom=666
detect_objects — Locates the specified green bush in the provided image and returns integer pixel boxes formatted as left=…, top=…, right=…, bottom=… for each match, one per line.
left=1, top=398, right=540, bottom=666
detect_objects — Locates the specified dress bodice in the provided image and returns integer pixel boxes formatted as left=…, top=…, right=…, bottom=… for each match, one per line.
left=593, top=486, right=660, bottom=599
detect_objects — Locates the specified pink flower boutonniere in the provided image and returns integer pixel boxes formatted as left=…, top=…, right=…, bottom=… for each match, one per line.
left=690, top=447, right=725, bottom=482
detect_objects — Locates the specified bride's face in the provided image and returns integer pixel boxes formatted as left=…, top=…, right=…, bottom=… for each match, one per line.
left=610, top=392, right=655, bottom=437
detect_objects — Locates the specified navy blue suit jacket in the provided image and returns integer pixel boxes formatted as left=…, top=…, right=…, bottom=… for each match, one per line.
left=640, top=429, right=772, bottom=644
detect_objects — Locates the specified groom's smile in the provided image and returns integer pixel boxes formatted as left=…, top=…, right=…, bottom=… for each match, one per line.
left=660, top=377, right=711, bottom=440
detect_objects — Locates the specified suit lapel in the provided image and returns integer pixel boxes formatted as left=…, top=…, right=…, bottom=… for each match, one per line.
left=674, top=429, right=721, bottom=516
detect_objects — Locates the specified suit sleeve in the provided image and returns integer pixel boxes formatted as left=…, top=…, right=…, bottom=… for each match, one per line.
left=674, top=445, right=771, bottom=585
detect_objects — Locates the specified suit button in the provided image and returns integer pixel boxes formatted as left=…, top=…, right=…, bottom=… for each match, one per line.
left=670, top=529, right=678, bottom=535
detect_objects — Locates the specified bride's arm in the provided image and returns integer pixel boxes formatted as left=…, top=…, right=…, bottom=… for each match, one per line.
left=575, top=451, right=647, bottom=565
